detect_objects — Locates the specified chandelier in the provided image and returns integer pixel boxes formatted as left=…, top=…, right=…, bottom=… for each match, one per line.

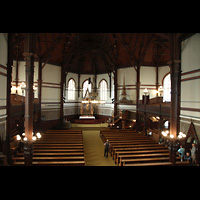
left=16, top=132, right=41, bottom=142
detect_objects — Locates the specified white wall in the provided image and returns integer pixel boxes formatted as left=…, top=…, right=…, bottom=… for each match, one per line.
left=9, top=60, right=172, bottom=120
left=181, top=33, right=200, bottom=72
left=64, top=72, right=79, bottom=116
left=11, top=61, right=62, bottom=121
left=140, top=66, right=157, bottom=99
left=0, top=33, right=7, bottom=113
left=181, top=33, right=200, bottom=120
left=42, top=63, right=61, bottom=104
left=63, top=65, right=171, bottom=117
left=0, top=33, right=7, bottom=67
left=41, top=63, right=61, bottom=120
left=158, top=66, right=170, bottom=85
left=65, top=72, right=78, bottom=101
left=0, top=33, right=8, bottom=140
left=117, top=66, right=170, bottom=103
left=12, top=61, right=39, bottom=98
left=97, top=73, right=111, bottom=102
left=64, top=72, right=114, bottom=116
left=118, top=67, right=136, bottom=103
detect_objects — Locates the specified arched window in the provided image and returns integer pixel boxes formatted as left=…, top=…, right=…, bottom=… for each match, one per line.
left=163, top=73, right=171, bottom=102
left=83, top=79, right=91, bottom=98
left=68, top=79, right=75, bottom=100
left=99, top=79, right=107, bottom=100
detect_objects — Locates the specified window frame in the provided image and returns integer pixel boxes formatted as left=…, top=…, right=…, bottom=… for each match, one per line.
left=82, top=79, right=92, bottom=98
left=67, top=78, right=76, bottom=100
left=162, top=73, right=171, bottom=102
left=99, top=79, right=108, bottom=101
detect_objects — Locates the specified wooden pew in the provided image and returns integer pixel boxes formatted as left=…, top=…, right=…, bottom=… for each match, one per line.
left=119, top=153, right=170, bottom=166
left=100, top=132, right=140, bottom=142
left=33, top=144, right=84, bottom=149
left=13, top=156, right=85, bottom=164
left=12, top=129, right=85, bottom=166
left=109, top=141, right=157, bottom=153
left=111, top=144, right=166, bottom=157
left=100, top=130, right=178, bottom=166
left=124, top=162, right=173, bottom=166
left=112, top=145, right=167, bottom=156
left=113, top=147, right=169, bottom=163
left=14, top=161, right=85, bottom=166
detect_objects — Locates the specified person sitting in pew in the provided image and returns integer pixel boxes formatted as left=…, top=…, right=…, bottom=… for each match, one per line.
left=164, top=139, right=170, bottom=147
left=184, top=152, right=192, bottom=165
left=159, top=136, right=164, bottom=144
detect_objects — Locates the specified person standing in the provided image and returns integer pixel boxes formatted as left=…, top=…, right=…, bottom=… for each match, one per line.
left=191, top=143, right=196, bottom=166
left=104, top=139, right=110, bottom=158
left=178, top=145, right=186, bottom=162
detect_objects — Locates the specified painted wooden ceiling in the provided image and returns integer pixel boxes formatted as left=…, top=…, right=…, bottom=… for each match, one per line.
left=12, top=33, right=194, bottom=74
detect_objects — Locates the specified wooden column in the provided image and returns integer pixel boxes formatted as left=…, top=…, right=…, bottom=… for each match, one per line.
left=37, top=60, right=42, bottom=131
left=169, top=33, right=181, bottom=138
left=113, top=69, right=118, bottom=116
left=60, top=65, right=64, bottom=122
left=136, top=63, right=140, bottom=105
left=136, top=63, right=140, bottom=132
left=156, top=66, right=159, bottom=97
left=94, top=73, right=97, bottom=93
left=15, top=54, right=19, bottom=93
left=78, top=73, right=80, bottom=98
left=168, top=33, right=181, bottom=164
left=109, top=72, right=111, bottom=98
left=23, top=33, right=36, bottom=166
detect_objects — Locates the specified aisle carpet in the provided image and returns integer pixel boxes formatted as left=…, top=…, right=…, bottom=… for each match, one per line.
left=82, top=130, right=116, bottom=166
left=71, top=123, right=108, bottom=128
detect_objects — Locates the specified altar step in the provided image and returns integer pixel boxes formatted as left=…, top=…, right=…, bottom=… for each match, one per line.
left=74, top=119, right=104, bottom=124
left=71, top=123, right=108, bottom=128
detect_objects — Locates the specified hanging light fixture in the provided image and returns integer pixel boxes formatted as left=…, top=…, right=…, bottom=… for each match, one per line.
left=16, top=132, right=42, bottom=142
left=161, top=130, right=186, bottom=140
left=144, top=88, right=148, bottom=96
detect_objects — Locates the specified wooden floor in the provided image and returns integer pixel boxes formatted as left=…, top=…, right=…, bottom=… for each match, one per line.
left=82, top=130, right=116, bottom=166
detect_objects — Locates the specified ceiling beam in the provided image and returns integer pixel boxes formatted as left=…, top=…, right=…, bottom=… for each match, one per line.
left=41, top=33, right=66, bottom=61
left=116, top=33, right=138, bottom=71
left=152, top=33, right=169, bottom=40
left=139, top=33, right=153, bottom=64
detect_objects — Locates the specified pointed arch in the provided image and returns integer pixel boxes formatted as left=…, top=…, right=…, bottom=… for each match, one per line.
left=163, top=73, right=171, bottom=102
left=99, top=79, right=108, bottom=101
left=82, top=79, right=91, bottom=98
left=68, top=78, right=75, bottom=100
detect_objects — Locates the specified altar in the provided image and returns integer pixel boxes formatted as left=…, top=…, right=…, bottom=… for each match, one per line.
left=79, top=116, right=95, bottom=120
left=80, top=87, right=104, bottom=120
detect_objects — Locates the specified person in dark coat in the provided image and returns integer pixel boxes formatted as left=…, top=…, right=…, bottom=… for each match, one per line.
left=184, top=152, right=192, bottom=166
left=104, top=139, right=110, bottom=158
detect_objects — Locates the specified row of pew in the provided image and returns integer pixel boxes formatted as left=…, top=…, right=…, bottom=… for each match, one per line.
left=12, top=129, right=85, bottom=166
left=100, top=129, right=183, bottom=166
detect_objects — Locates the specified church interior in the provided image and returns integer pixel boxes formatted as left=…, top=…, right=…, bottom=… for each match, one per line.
left=0, top=33, right=199, bottom=166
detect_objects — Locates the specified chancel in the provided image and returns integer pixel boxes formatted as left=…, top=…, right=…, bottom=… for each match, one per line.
left=80, top=87, right=105, bottom=119
left=0, top=33, right=200, bottom=166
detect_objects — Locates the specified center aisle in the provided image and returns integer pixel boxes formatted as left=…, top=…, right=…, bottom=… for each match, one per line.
left=82, top=130, right=116, bottom=166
